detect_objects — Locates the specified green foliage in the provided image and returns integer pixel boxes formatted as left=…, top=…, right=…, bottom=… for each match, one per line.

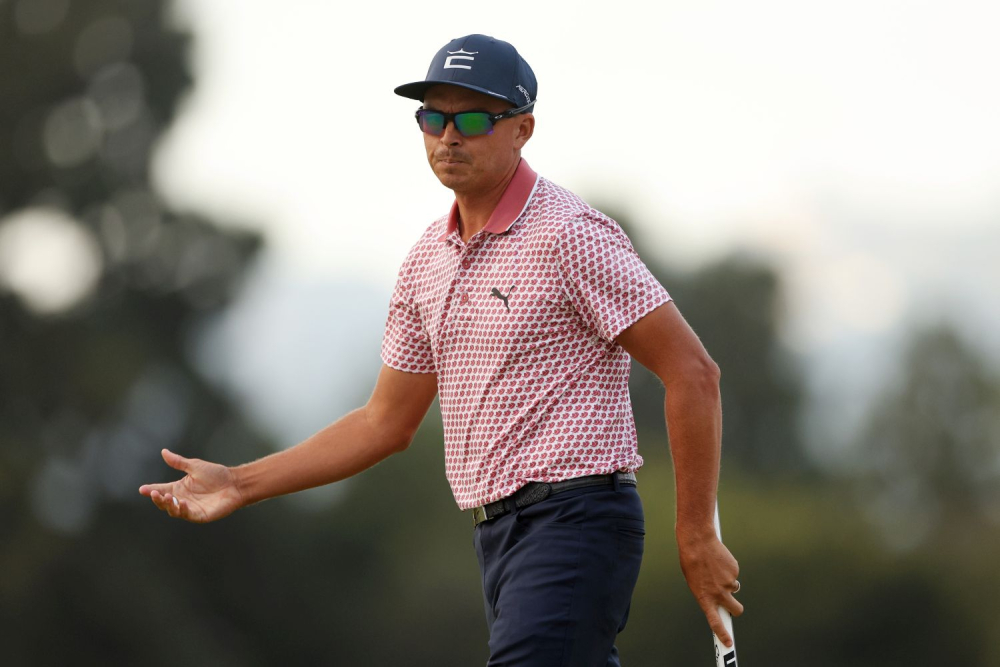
left=613, top=212, right=806, bottom=475
left=3, top=2, right=998, bottom=665
left=1, top=2, right=269, bottom=663
left=618, top=448, right=995, bottom=666
left=857, top=324, right=1000, bottom=545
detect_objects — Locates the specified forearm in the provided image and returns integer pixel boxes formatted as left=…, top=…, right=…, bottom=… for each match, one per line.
left=616, top=304, right=741, bottom=635
left=233, top=405, right=408, bottom=506
left=664, top=369, right=723, bottom=543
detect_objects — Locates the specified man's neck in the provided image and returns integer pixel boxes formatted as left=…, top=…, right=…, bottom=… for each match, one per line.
left=454, top=160, right=520, bottom=243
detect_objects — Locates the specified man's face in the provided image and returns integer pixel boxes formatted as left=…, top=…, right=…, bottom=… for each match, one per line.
left=421, top=84, right=534, bottom=196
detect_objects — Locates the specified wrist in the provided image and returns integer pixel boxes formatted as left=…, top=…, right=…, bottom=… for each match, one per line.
left=231, top=464, right=254, bottom=508
left=675, top=520, right=716, bottom=547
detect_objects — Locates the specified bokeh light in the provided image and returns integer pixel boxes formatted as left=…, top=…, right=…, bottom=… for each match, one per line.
left=0, top=207, right=103, bottom=314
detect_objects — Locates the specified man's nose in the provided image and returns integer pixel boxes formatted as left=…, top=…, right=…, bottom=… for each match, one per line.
left=438, top=119, right=463, bottom=145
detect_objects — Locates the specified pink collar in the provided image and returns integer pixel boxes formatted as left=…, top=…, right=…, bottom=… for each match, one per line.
left=440, top=159, right=540, bottom=241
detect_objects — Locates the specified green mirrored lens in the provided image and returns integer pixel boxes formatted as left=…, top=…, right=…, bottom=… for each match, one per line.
left=419, top=112, right=445, bottom=135
left=455, top=112, right=493, bottom=136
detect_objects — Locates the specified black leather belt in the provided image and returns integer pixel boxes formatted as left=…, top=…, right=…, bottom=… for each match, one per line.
left=471, top=472, right=637, bottom=527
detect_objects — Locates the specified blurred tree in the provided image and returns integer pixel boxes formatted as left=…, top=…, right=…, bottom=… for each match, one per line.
left=1, top=0, right=188, bottom=209
left=0, top=1, right=269, bottom=663
left=857, top=324, right=1000, bottom=546
left=4, top=3, right=994, bottom=664
left=659, top=256, right=805, bottom=474
left=605, top=206, right=807, bottom=475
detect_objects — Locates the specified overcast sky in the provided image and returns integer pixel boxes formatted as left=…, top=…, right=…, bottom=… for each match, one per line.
left=149, top=0, right=1000, bottom=455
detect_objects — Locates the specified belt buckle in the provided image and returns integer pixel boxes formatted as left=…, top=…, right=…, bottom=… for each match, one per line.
left=472, top=505, right=487, bottom=526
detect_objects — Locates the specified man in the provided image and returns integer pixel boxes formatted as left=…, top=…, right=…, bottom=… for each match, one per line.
left=140, top=34, right=742, bottom=665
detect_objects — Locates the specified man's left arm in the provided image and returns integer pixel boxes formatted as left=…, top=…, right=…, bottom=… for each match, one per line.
left=617, top=301, right=744, bottom=647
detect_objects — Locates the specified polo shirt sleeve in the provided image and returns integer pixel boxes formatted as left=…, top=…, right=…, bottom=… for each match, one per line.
left=556, top=212, right=672, bottom=343
left=380, top=259, right=436, bottom=374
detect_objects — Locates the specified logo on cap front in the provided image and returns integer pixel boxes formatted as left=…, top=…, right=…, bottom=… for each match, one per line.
left=444, top=49, right=478, bottom=70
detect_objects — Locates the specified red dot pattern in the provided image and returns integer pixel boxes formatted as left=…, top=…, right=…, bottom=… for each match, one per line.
left=381, top=177, right=671, bottom=509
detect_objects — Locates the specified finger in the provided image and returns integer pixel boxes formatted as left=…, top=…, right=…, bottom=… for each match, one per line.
left=150, top=489, right=191, bottom=521
left=723, top=577, right=744, bottom=617
left=175, top=497, right=196, bottom=522
left=161, top=448, right=195, bottom=474
left=706, top=606, right=733, bottom=648
left=168, top=494, right=183, bottom=519
left=139, top=483, right=173, bottom=497
left=151, top=490, right=182, bottom=518
left=149, top=489, right=171, bottom=512
left=162, top=493, right=184, bottom=518
left=723, top=593, right=745, bottom=618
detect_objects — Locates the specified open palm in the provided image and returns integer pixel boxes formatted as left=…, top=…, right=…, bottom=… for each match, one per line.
left=139, top=449, right=245, bottom=523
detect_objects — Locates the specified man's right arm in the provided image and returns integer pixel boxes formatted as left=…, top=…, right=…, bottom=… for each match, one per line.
left=139, top=365, right=437, bottom=522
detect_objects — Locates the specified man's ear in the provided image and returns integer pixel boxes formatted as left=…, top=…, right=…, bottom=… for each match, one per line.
left=513, top=113, right=535, bottom=149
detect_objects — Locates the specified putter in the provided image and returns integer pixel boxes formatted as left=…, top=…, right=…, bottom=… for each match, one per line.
left=713, top=502, right=738, bottom=666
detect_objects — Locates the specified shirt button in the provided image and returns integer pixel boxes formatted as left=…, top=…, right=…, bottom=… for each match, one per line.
left=461, top=259, right=471, bottom=270
left=460, top=294, right=469, bottom=305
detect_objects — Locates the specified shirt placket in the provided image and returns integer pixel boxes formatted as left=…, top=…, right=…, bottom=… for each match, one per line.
left=436, top=233, right=483, bottom=362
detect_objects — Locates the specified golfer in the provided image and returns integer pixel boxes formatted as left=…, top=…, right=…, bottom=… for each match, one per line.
left=140, top=34, right=743, bottom=666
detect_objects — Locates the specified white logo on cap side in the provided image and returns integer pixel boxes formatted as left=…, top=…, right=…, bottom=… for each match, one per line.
left=444, top=49, right=478, bottom=70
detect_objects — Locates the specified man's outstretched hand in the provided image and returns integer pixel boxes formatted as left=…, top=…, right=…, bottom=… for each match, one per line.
left=139, top=449, right=245, bottom=523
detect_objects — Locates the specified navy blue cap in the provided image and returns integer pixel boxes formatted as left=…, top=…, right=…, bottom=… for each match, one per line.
left=394, top=34, right=536, bottom=110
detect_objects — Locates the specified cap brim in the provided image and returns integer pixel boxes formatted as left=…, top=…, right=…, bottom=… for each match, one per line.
left=394, top=80, right=514, bottom=105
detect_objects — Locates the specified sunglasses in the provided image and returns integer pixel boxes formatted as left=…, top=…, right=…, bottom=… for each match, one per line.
left=415, top=101, right=535, bottom=137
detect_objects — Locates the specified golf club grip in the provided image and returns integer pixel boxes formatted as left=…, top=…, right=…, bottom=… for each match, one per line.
left=713, top=503, right=739, bottom=667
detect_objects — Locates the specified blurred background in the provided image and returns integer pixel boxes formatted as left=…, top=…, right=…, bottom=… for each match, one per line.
left=2, top=0, right=999, bottom=665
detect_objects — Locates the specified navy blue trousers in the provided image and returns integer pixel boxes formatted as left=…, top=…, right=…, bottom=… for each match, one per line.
left=473, top=482, right=645, bottom=667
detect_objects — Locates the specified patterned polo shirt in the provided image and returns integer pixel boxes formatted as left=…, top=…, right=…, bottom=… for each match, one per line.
left=381, top=159, right=671, bottom=510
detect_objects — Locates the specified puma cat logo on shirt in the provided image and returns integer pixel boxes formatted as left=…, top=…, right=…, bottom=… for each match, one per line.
left=490, top=285, right=513, bottom=312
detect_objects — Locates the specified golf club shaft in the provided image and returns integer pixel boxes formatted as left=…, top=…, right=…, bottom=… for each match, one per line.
left=713, top=502, right=738, bottom=666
